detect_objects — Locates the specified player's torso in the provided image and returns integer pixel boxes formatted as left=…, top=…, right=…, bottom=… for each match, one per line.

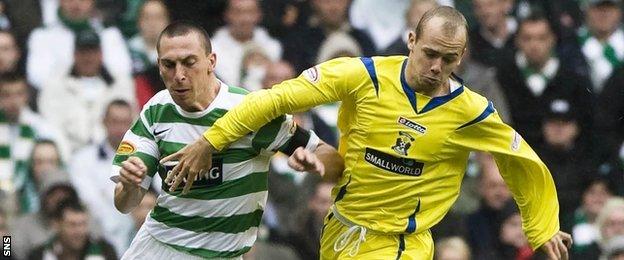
left=335, top=57, right=475, bottom=233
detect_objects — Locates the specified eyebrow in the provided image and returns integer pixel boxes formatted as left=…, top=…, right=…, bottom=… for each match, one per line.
left=160, top=54, right=198, bottom=63
left=423, top=46, right=460, bottom=57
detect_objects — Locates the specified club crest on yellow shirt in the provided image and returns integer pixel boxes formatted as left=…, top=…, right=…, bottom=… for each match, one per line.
left=391, top=131, right=415, bottom=156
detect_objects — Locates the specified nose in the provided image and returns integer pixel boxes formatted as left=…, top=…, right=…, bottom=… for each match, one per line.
left=430, top=58, right=442, bottom=74
left=174, top=64, right=186, bottom=82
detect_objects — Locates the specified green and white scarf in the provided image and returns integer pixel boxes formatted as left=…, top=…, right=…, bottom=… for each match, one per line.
left=516, top=52, right=560, bottom=96
left=0, top=110, right=35, bottom=194
left=578, top=27, right=624, bottom=92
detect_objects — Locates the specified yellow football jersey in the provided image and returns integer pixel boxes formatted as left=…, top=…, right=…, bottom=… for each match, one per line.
left=204, top=56, right=560, bottom=249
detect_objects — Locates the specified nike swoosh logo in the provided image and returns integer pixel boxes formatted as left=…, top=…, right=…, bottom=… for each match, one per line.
left=154, top=128, right=171, bottom=136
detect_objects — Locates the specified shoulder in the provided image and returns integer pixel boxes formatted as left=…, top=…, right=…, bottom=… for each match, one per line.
left=456, top=83, right=494, bottom=123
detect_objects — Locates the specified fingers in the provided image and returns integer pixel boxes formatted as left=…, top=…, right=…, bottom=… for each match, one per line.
left=560, top=232, right=573, bottom=249
left=168, top=160, right=186, bottom=192
left=559, top=239, right=569, bottom=260
left=182, top=169, right=199, bottom=195
left=160, top=150, right=183, bottom=164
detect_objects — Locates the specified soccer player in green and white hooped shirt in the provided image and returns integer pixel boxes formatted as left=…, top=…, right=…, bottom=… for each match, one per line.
left=111, top=22, right=344, bottom=260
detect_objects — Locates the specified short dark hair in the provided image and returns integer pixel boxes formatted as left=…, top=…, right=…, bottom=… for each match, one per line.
left=156, top=21, right=212, bottom=54
left=414, top=6, right=468, bottom=43
left=518, top=13, right=556, bottom=36
left=105, top=98, right=132, bottom=114
left=53, top=198, right=87, bottom=221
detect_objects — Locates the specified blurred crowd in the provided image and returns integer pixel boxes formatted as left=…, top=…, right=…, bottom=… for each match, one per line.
left=0, top=0, right=622, bottom=259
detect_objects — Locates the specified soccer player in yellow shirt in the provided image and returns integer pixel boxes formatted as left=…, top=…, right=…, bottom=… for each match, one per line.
left=162, top=6, right=572, bottom=260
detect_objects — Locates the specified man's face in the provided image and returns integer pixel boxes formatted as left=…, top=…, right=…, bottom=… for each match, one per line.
left=586, top=4, right=622, bottom=37
left=103, top=104, right=133, bottom=148
left=32, top=143, right=61, bottom=183
left=542, top=119, right=579, bottom=148
left=0, top=33, right=19, bottom=73
left=225, top=0, right=261, bottom=40
left=74, top=48, right=103, bottom=77
left=500, top=214, right=528, bottom=248
left=0, top=80, right=29, bottom=122
left=158, top=32, right=215, bottom=111
left=59, top=0, right=94, bottom=21
left=516, top=21, right=555, bottom=66
left=262, top=62, right=295, bottom=89
left=583, top=182, right=612, bottom=217
left=58, top=209, right=89, bottom=251
left=473, top=0, right=507, bottom=31
left=312, top=0, right=349, bottom=28
left=407, top=17, right=466, bottom=92
left=139, top=1, right=170, bottom=42
left=479, top=159, right=511, bottom=210
left=603, top=207, right=624, bottom=240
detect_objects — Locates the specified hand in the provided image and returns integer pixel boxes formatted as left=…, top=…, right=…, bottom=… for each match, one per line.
left=539, top=231, right=573, bottom=260
left=288, top=147, right=325, bottom=176
left=161, top=137, right=216, bottom=194
left=119, top=156, right=147, bottom=189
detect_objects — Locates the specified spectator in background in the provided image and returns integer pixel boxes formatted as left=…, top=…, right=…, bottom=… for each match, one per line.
left=130, top=0, right=169, bottom=107
left=575, top=197, right=624, bottom=259
left=288, top=178, right=334, bottom=260
left=603, top=235, right=624, bottom=260
left=129, top=0, right=169, bottom=75
left=10, top=180, right=78, bottom=259
left=537, top=98, right=589, bottom=217
left=497, top=14, right=593, bottom=147
left=595, top=64, right=624, bottom=165
left=240, top=43, right=272, bottom=92
left=282, top=0, right=376, bottom=73
left=455, top=48, right=512, bottom=124
left=470, top=0, right=517, bottom=67
left=260, top=0, right=312, bottom=40
left=435, top=236, right=471, bottom=260
left=567, top=178, right=615, bottom=257
left=69, top=99, right=138, bottom=256
left=27, top=199, right=117, bottom=260
left=495, top=203, right=535, bottom=260
left=384, top=0, right=437, bottom=56
left=466, top=153, right=513, bottom=259
left=212, top=0, right=282, bottom=86
left=578, top=0, right=624, bottom=93
left=349, top=0, right=411, bottom=51
left=16, top=140, right=64, bottom=215
left=39, top=30, right=134, bottom=152
left=0, top=30, right=20, bottom=75
left=0, top=73, right=66, bottom=211
left=26, top=0, right=131, bottom=89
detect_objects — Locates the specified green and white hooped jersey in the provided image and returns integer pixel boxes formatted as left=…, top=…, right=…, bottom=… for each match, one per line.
left=110, top=83, right=319, bottom=258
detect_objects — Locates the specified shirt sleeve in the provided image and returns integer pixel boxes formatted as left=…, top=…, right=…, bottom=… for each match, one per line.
left=110, top=108, right=160, bottom=190
left=204, top=57, right=363, bottom=151
left=446, top=108, right=560, bottom=250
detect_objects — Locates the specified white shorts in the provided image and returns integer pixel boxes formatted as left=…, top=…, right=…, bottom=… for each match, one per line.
left=122, top=225, right=242, bottom=260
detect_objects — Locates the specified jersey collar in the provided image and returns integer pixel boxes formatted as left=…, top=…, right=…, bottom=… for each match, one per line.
left=400, top=59, right=464, bottom=114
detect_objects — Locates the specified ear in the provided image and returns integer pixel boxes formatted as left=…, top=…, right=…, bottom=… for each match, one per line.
left=457, top=47, right=467, bottom=66
left=208, top=53, right=217, bottom=73
left=407, top=31, right=416, bottom=52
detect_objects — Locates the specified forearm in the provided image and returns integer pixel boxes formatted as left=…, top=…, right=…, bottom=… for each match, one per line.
left=315, top=142, right=344, bottom=183
left=114, top=183, right=146, bottom=214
